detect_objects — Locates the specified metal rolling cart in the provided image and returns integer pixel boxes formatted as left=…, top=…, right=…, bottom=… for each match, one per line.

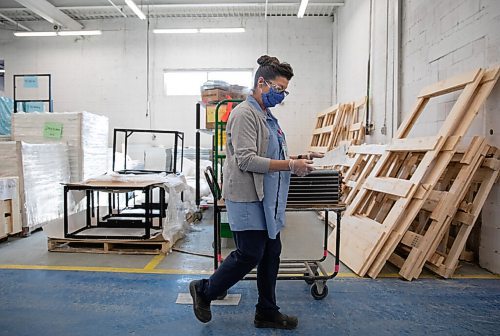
left=205, top=166, right=345, bottom=300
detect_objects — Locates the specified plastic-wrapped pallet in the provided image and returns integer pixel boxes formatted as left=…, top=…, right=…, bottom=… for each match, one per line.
left=11, top=111, right=109, bottom=182
left=0, top=141, right=71, bottom=229
left=21, top=143, right=71, bottom=228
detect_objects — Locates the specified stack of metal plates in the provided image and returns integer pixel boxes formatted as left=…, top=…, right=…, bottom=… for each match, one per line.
left=287, top=169, right=341, bottom=205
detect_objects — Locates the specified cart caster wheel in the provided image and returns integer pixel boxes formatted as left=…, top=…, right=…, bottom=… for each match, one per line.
left=311, top=283, right=328, bottom=300
left=216, top=290, right=227, bottom=300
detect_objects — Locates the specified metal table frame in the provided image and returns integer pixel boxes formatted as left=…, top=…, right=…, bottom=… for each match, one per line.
left=112, top=128, right=185, bottom=175
left=63, top=182, right=166, bottom=240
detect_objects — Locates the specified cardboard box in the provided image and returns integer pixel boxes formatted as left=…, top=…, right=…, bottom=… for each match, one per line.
left=205, top=104, right=227, bottom=129
left=201, top=89, right=230, bottom=104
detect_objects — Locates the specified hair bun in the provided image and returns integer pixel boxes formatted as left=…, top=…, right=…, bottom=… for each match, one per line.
left=257, top=55, right=280, bottom=66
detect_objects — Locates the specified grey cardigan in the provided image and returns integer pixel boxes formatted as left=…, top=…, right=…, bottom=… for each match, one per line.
left=222, top=99, right=271, bottom=202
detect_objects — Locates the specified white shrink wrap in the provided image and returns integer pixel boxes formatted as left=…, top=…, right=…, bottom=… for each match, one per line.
left=11, top=111, right=109, bottom=182
left=21, top=142, right=71, bottom=228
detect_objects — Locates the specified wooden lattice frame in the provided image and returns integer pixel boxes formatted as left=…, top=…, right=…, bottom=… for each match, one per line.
left=389, top=137, right=495, bottom=279
left=342, top=144, right=386, bottom=206
left=423, top=145, right=499, bottom=278
left=309, top=104, right=340, bottom=153
left=327, top=67, right=500, bottom=278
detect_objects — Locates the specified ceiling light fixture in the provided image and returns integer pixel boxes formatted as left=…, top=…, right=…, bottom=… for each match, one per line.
left=153, top=28, right=245, bottom=34
left=14, top=30, right=102, bottom=37
left=199, top=28, right=245, bottom=33
left=125, top=0, right=146, bottom=20
left=297, top=0, right=309, bottom=18
left=14, top=31, right=57, bottom=37
left=153, top=29, right=198, bottom=34
left=58, top=30, right=102, bottom=36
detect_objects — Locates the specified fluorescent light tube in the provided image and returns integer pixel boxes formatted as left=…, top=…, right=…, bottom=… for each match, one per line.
left=0, top=70, right=5, bottom=73
left=14, top=31, right=57, bottom=37
left=199, top=28, right=245, bottom=34
left=297, top=0, right=309, bottom=18
left=153, top=29, right=198, bottom=34
left=58, top=30, right=102, bottom=36
left=125, top=0, right=146, bottom=20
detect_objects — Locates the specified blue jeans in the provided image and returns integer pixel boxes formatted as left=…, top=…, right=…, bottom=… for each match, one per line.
left=201, top=230, right=282, bottom=314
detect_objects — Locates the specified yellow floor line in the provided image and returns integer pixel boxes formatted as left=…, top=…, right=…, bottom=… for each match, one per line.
left=0, top=264, right=212, bottom=275
left=0, top=264, right=498, bottom=279
left=143, top=254, right=166, bottom=271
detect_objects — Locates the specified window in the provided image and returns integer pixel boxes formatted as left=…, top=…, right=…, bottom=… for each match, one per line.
left=164, top=69, right=253, bottom=96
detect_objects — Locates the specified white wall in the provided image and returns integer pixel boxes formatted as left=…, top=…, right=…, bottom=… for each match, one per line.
left=334, top=0, right=400, bottom=144
left=0, top=16, right=334, bottom=154
left=334, top=0, right=500, bottom=273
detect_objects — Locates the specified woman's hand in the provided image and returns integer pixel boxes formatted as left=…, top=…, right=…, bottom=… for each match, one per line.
left=289, top=159, right=315, bottom=177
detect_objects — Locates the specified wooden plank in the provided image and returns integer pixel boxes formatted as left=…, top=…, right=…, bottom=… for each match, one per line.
left=312, top=125, right=334, bottom=135
left=327, top=214, right=386, bottom=274
left=417, top=69, right=480, bottom=98
left=349, top=122, right=362, bottom=132
left=482, top=158, right=500, bottom=171
left=363, top=177, right=415, bottom=198
left=387, top=136, right=440, bottom=152
left=315, top=104, right=339, bottom=118
left=47, top=237, right=172, bottom=255
left=453, top=211, right=474, bottom=225
left=396, top=97, right=429, bottom=139
left=400, top=231, right=423, bottom=248
left=348, top=144, right=387, bottom=155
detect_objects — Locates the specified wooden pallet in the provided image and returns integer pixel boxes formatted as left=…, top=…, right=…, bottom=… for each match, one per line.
left=310, top=104, right=340, bottom=153
left=47, top=237, right=172, bottom=255
left=389, top=137, right=495, bottom=279
left=328, top=67, right=500, bottom=278
left=346, top=97, right=368, bottom=146
left=423, top=145, right=500, bottom=278
left=309, top=97, right=367, bottom=153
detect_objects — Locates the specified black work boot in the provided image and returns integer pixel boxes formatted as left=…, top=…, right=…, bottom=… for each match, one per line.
left=189, top=280, right=212, bottom=323
left=254, top=311, right=298, bottom=330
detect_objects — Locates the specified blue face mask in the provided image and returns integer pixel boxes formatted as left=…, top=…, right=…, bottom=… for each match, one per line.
left=262, top=87, right=286, bottom=108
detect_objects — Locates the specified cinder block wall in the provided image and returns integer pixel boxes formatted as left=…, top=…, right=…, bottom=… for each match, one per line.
left=334, top=0, right=500, bottom=273
left=0, top=17, right=335, bottom=154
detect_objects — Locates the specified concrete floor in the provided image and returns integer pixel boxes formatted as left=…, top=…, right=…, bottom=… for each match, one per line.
left=0, top=209, right=499, bottom=335
left=0, top=270, right=499, bottom=336
left=0, top=210, right=494, bottom=278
